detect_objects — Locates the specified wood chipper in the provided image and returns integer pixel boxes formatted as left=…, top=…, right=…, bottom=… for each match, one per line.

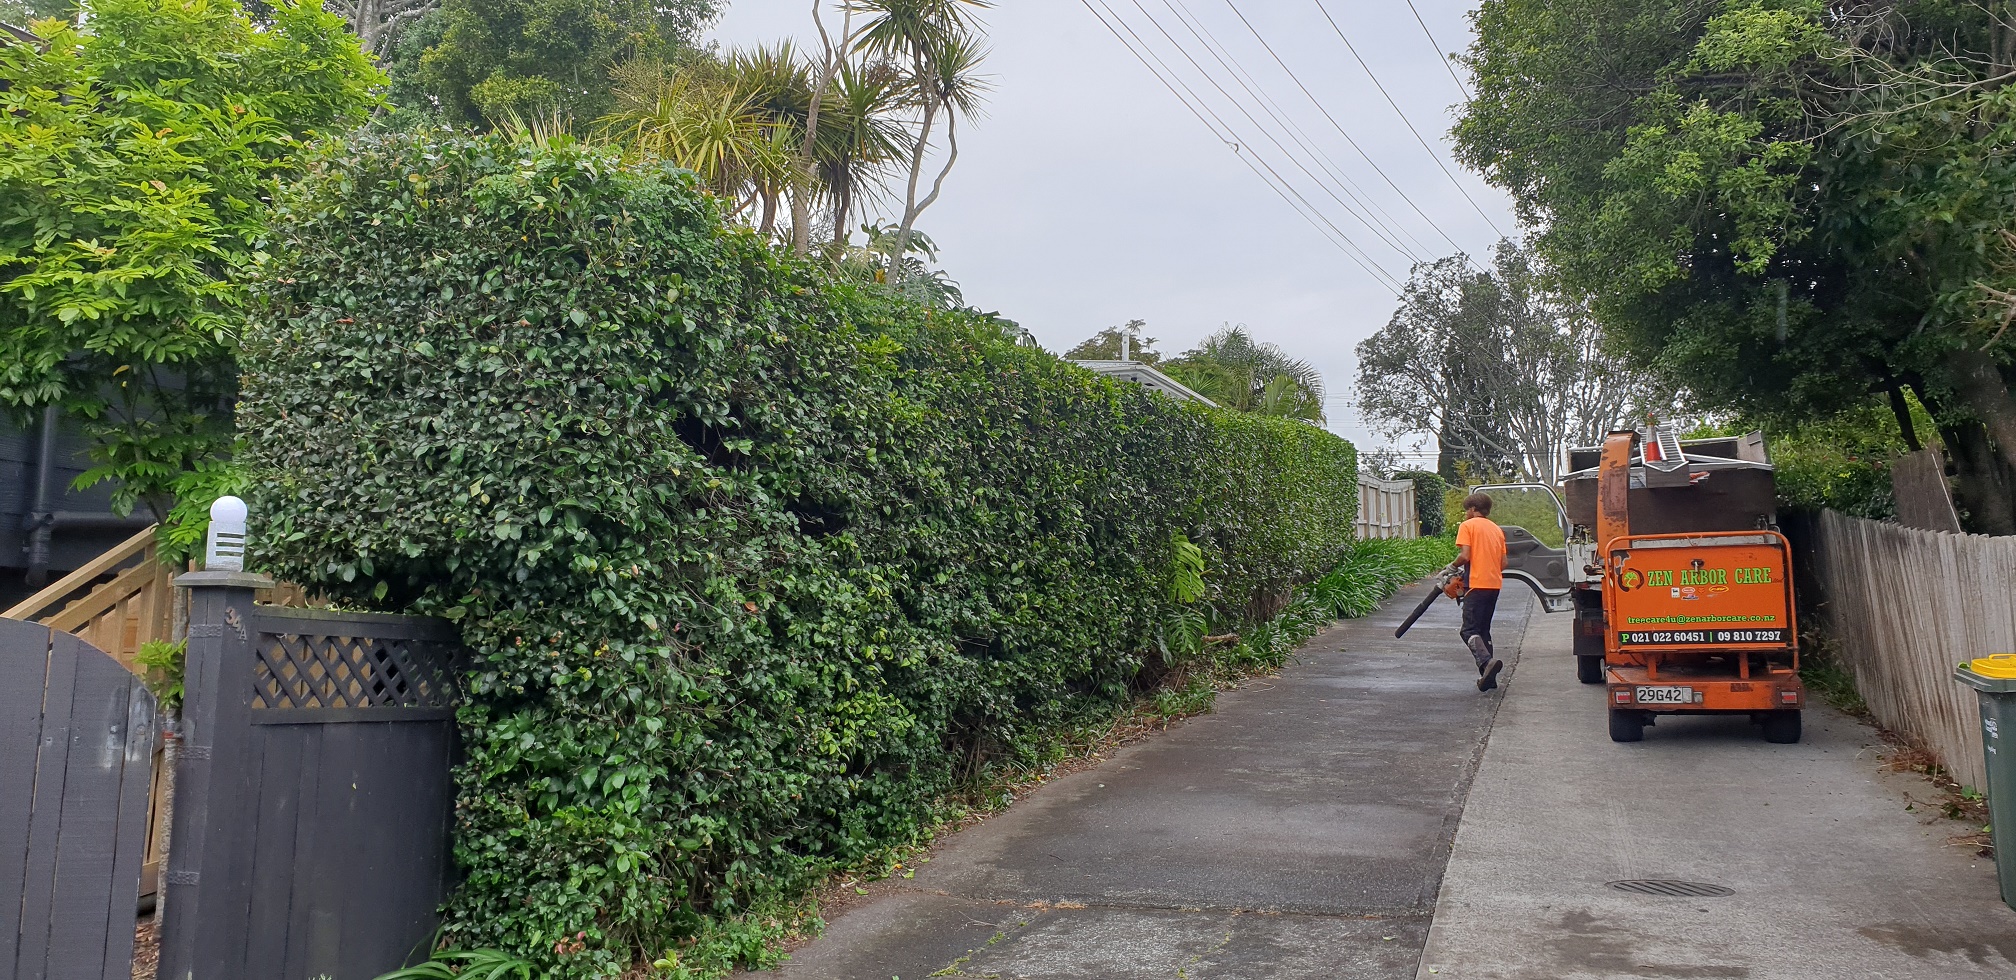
left=1422, top=427, right=1803, bottom=743
left=1571, top=429, right=1803, bottom=742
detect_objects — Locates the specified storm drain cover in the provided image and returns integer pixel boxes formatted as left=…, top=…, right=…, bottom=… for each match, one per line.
left=1607, top=879, right=1735, bottom=898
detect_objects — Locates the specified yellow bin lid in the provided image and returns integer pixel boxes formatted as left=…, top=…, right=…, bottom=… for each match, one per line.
left=1971, top=654, right=2016, bottom=678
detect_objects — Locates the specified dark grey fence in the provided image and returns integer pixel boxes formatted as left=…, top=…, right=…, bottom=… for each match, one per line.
left=0, top=617, right=156, bottom=980
left=159, top=571, right=463, bottom=980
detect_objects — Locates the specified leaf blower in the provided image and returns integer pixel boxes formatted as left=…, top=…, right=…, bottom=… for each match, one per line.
left=1394, top=564, right=1466, bottom=638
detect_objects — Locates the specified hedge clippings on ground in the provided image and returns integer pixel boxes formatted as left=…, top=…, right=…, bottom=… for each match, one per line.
left=239, top=131, right=1367, bottom=977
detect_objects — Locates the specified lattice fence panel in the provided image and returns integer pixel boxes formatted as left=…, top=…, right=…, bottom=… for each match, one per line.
left=252, top=632, right=458, bottom=711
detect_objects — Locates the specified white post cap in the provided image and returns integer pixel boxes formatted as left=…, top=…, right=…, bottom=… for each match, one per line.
left=205, top=495, right=248, bottom=571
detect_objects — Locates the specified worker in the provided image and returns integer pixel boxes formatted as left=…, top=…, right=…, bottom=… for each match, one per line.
left=1452, top=492, right=1507, bottom=691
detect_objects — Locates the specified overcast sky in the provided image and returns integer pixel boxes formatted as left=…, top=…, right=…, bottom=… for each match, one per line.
left=707, top=1, right=1517, bottom=463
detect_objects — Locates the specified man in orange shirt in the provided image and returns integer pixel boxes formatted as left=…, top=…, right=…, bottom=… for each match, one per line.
left=1452, top=492, right=1507, bottom=691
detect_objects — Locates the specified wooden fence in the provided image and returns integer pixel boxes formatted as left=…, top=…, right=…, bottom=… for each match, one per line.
left=159, top=572, right=462, bottom=980
left=2, top=525, right=323, bottom=906
left=1799, top=510, right=2016, bottom=791
left=1357, top=476, right=1419, bottom=541
left=0, top=618, right=156, bottom=980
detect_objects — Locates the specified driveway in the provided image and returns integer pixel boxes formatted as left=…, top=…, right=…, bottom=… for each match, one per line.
left=769, top=582, right=1530, bottom=979
left=1416, top=599, right=2016, bottom=978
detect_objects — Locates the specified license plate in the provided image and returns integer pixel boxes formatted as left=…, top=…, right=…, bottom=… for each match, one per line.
left=1636, top=686, right=1694, bottom=705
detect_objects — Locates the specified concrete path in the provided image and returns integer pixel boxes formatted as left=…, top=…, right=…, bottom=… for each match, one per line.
left=770, top=583, right=1534, bottom=980
left=1417, top=604, right=2016, bottom=979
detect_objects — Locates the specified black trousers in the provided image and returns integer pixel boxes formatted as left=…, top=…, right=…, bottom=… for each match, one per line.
left=1461, top=588, right=1500, bottom=655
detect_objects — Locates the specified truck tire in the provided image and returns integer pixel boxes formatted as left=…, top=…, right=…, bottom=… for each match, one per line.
left=1577, top=655, right=1604, bottom=685
left=1608, top=709, right=1645, bottom=742
left=1762, top=710, right=1802, bottom=744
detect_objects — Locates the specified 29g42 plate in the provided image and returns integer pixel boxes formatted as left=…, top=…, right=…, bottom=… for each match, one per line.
left=1636, top=686, right=1695, bottom=705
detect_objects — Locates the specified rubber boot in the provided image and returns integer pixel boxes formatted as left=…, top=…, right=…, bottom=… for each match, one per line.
left=1467, top=635, right=1491, bottom=673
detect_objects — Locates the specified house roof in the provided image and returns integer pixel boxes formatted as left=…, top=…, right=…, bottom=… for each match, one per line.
left=1070, top=360, right=1219, bottom=408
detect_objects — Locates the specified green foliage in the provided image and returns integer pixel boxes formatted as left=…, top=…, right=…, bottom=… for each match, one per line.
left=238, top=130, right=1359, bottom=977
left=1456, top=0, right=2016, bottom=533
left=1765, top=402, right=1913, bottom=519
left=1162, top=324, right=1326, bottom=421
left=374, top=947, right=537, bottom=980
left=1168, top=533, right=1206, bottom=604
left=1062, top=320, right=1161, bottom=363
left=415, top=0, right=721, bottom=125
left=1307, top=537, right=1459, bottom=621
left=1483, top=487, right=1567, bottom=549
left=134, top=638, right=186, bottom=709
left=0, top=0, right=381, bottom=539
left=1393, top=470, right=1449, bottom=536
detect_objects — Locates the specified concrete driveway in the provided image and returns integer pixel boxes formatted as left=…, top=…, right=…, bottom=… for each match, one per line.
left=768, top=582, right=1530, bottom=979
left=759, top=581, right=2016, bottom=979
left=1417, top=596, right=2016, bottom=979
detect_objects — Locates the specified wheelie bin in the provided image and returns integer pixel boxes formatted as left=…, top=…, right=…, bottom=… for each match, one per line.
left=1956, top=654, right=2016, bottom=912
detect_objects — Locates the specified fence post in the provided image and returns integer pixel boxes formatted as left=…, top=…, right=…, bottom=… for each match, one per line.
left=155, top=570, right=272, bottom=980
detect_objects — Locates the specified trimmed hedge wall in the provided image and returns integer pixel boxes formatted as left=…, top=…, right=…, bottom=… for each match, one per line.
left=238, top=132, right=1357, bottom=975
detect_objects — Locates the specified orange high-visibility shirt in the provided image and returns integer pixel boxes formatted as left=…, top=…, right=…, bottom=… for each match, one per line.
left=1456, top=516, right=1506, bottom=590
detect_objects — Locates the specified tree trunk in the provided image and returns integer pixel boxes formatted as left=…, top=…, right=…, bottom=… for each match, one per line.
left=759, top=190, right=777, bottom=236
left=894, top=94, right=938, bottom=260
left=831, top=178, right=852, bottom=245
left=1941, top=347, right=2016, bottom=534
left=793, top=1, right=843, bottom=255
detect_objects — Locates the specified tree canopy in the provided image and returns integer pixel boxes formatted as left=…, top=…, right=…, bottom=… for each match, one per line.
left=0, top=0, right=381, bottom=532
left=1456, top=0, right=2016, bottom=531
left=415, top=0, right=721, bottom=124
left=1358, top=242, right=1669, bottom=484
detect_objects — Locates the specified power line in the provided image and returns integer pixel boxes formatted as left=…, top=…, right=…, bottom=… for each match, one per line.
left=1092, top=0, right=1404, bottom=291
left=1077, top=0, right=1404, bottom=293
left=1403, top=0, right=1473, bottom=101
left=1169, top=0, right=1439, bottom=261
left=1213, top=0, right=1477, bottom=260
left=1307, top=0, right=1508, bottom=237
left=1152, top=0, right=1434, bottom=264
left=1120, top=0, right=1417, bottom=266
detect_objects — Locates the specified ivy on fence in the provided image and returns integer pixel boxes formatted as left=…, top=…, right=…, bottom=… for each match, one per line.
left=240, top=131, right=1362, bottom=977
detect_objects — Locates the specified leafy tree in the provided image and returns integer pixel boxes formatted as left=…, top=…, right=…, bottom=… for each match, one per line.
left=1357, top=241, right=1670, bottom=484
left=325, top=0, right=434, bottom=58
left=0, top=0, right=381, bottom=533
left=1457, top=0, right=2016, bottom=532
left=1163, top=324, right=1326, bottom=421
left=1, top=0, right=71, bottom=23
left=847, top=0, right=990, bottom=257
left=415, top=0, right=720, bottom=125
left=1064, top=319, right=1162, bottom=363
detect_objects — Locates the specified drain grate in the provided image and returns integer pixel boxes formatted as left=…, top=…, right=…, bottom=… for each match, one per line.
left=1607, top=879, right=1735, bottom=898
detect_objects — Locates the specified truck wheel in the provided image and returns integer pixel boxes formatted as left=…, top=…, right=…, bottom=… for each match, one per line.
left=1577, top=655, right=1604, bottom=685
left=1608, top=710, right=1645, bottom=742
left=1761, top=711, right=1802, bottom=744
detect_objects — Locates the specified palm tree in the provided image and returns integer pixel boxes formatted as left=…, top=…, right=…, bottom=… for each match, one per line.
left=814, top=59, right=910, bottom=245
left=847, top=0, right=991, bottom=257
left=602, top=49, right=806, bottom=231
left=1163, top=325, right=1326, bottom=421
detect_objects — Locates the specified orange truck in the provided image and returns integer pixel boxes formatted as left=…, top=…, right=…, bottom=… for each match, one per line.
left=1478, top=427, right=1803, bottom=743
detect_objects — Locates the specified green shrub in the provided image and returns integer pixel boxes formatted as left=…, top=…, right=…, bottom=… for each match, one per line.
left=1309, top=537, right=1457, bottom=620
left=1393, top=470, right=1449, bottom=536
left=239, top=131, right=1359, bottom=977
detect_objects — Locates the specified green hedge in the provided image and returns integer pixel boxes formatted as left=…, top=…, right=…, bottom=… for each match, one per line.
left=238, top=131, right=1357, bottom=976
left=1393, top=469, right=1450, bottom=536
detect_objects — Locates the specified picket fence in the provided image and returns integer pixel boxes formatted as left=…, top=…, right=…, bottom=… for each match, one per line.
left=1801, top=510, right=2016, bottom=791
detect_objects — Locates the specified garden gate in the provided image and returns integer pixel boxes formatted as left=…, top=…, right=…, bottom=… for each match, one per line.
left=0, top=617, right=156, bottom=980
left=158, top=571, right=463, bottom=980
